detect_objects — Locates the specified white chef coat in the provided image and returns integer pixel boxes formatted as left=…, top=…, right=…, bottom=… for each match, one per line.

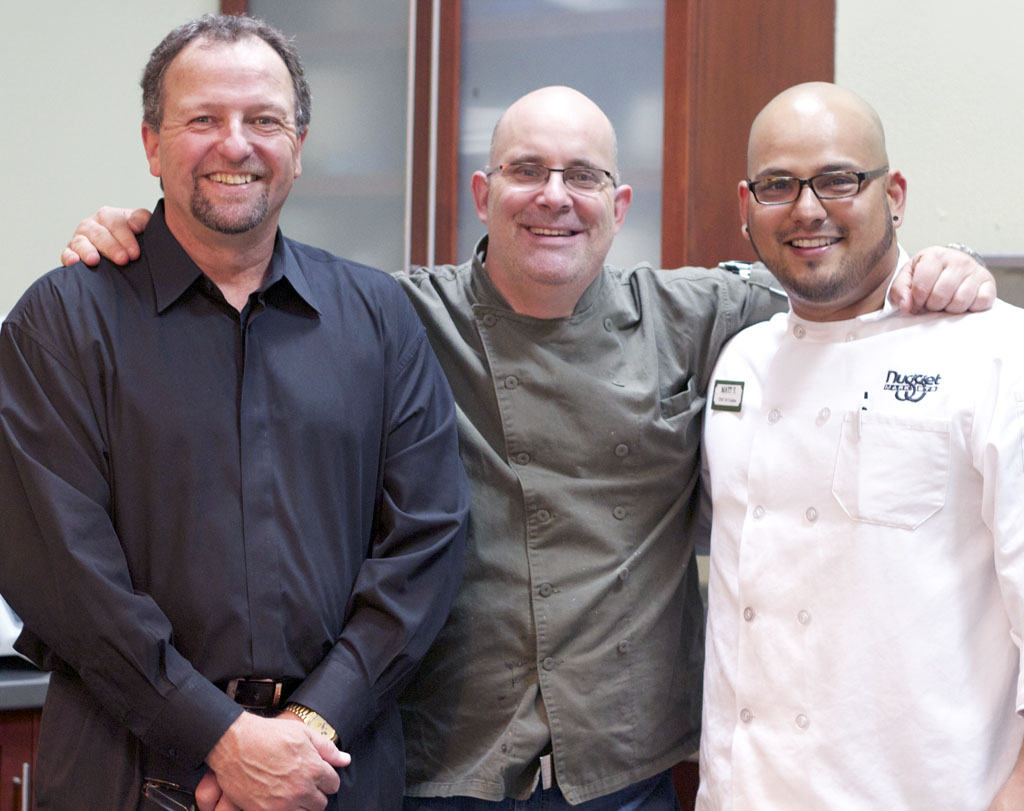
left=697, top=263, right=1024, bottom=810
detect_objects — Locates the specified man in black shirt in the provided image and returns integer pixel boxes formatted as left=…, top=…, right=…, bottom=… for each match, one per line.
left=0, top=14, right=468, bottom=811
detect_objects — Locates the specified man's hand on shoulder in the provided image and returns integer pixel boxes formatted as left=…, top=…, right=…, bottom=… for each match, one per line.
left=199, top=710, right=350, bottom=811
left=889, top=245, right=996, bottom=314
left=61, top=206, right=151, bottom=268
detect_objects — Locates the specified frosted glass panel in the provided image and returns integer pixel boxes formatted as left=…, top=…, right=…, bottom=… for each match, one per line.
left=247, top=2, right=411, bottom=271
left=458, top=0, right=665, bottom=269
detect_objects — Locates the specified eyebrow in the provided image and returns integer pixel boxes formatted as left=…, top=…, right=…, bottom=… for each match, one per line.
left=506, top=154, right=606, bottom=169
left=753, top=162, right=862, bottom=179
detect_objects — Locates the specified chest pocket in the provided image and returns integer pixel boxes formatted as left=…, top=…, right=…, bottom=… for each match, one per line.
left=832, top=411, right=950, bottom=530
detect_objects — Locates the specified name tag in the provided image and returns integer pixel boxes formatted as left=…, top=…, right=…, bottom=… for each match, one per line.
left=711, top=380, right=744, bottom=412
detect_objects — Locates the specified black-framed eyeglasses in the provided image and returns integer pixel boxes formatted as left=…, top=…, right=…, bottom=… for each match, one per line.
left=142, top=778, right=198, bottom=811
left=485, top=163, right=617, bottom=193
left=747, top=167, right=889, bottom=205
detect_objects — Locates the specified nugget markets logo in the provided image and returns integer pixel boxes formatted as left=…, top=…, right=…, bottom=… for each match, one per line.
left=883, top=370, right=941, bottom=402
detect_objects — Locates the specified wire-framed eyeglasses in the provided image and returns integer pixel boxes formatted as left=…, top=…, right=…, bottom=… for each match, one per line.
left=747, top=166, right=889, bottom=205
left=486, top=163, right=617, bottom=194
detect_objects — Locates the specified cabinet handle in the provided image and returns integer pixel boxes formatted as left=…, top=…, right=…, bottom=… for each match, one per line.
left=12, top=762, right=30, bottom=811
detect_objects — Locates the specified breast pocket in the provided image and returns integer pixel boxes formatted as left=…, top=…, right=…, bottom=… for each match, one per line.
left=832, top=411, right=950, bottom=530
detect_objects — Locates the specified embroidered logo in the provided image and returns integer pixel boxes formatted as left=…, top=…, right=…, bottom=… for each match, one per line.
left=882, top=370, right=941, bottom=402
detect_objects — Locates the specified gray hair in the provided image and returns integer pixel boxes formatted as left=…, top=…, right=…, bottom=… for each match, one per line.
left=141, top=14, right=311, bottom=135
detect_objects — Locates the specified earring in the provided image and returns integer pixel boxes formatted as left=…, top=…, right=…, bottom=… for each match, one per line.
left=892, top=215, right=899, bottom=221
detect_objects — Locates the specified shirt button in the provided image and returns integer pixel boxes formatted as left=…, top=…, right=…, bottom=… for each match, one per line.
left=767, top=409, right=781, bottom=424
left=743, top=607, right=755, bottom=622
left=616, top=639, right=631, bottom=654
left=617, top=567, right=630, bottom=582
left=538, top=583, right=554, bottom=597
left=805, top=507, right=818, bottom=522
left=845, top=333, right=856, bottom=342
left=795, top=713, right=810, bottom=729
left=816, top=407, right=831, bottom=425
left=536, top=509, right=551, bottom=523
left=614, top=443, right=629, bottom=457
left=612, top=506, right=627, bottom=520
left=793, top=324, right=806, bottom=339
left=604, top=317, right=614, bottom=331
left=752, top=505, right=766, bottom=520
left=542, top=657, right=556, bottom=671
left=504, top=375, right=519, bottom=389
left=797, top=610, right=811, bottom=625
left=740, top=708, right=754, bottom=724
left=482, top=314, right=497, bottom=327
left=515, top=452, right=531, bottom=465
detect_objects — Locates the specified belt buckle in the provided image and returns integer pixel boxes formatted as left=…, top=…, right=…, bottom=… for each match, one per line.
left=224, top=678, right=283, bottom=709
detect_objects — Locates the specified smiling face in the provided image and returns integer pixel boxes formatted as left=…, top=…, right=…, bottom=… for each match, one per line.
left=471, top=87, right=632, bottom=318
left=740, top=83, right=906, bottom=322
left=142, top=36, right=305, bottom=249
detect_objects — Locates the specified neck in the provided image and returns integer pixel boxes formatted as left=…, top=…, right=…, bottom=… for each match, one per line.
left=166, top=211, right=278, bottom=311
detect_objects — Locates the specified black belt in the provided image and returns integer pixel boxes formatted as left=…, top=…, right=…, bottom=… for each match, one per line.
left=218, top=677, right=301, bottom=710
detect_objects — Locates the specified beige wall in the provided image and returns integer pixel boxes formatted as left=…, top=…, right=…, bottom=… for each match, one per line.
left=835, top=0, right=1024, bottom=257
left=1, top=1, right=216, bottom=315
left=1, top=1, right=1021, bottom=314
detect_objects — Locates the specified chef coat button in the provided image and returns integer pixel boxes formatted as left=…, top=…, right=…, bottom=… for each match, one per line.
left=845, top=333, right=856, bottom=342
left=743, top=606, right=755, bottom=621
left=617, top=567, right=630, bottom=582
left=542, top=657, right=556, bottom=671
left=805, top=507, right=818, bottom=522
left=795, top=713, right=810, bottom=729
left=504, top=375, right=519, bottom=389
left=816, top=407, right=831, bottom=425
left=752, top=505, right=766, bottom=520
left=793, top=324, right=806, bottom=338
left=515, top=452, right=531, bottom=465
left=616, top=639, right=630, bottom=654
left=740, top=708, right=754, bottom=723
left=536, top=509, right=551, bottom=523
left=797, top=610, right=812, bottom=625
left=613, top=505, right=627, bottom=520
left=767, top=408, right=781, bottom=424
left=482, top=314, right=497, bottom=327
left=604, top=317, right=614, bottom=331
left=614, top=443, right=629, bottom=457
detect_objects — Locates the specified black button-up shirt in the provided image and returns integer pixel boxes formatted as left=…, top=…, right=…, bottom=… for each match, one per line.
left=0, top=202, right=469, bottom=807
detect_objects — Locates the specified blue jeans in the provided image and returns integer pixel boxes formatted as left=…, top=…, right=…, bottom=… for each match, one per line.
left=402, top=769, right=681, bottom=811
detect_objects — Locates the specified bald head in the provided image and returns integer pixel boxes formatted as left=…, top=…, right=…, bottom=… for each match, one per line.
left=748, top=82, right=887, bottom=176
left=490, top=86, right=619, bottom=177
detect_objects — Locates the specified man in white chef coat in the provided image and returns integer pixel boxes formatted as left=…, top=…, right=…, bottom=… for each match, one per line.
left=697, top=81, right=1024, bottom=810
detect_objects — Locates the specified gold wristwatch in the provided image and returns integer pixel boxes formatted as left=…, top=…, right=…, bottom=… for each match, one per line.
left=284, top=702, right=339, bottom=744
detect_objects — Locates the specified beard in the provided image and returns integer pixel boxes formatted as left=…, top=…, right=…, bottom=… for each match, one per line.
left=749, top=213, right=895, bottom=305
left=189, top=182, right=270, bottom=235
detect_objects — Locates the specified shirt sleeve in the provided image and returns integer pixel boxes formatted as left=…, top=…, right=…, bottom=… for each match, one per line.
left=286, top=291, right=470, bottom=747
left=0, top=309, right=241, bottom=767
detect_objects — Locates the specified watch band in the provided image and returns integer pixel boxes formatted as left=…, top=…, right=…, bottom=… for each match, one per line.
left=284, top=702, right=339, bottom=744
left=946, top=242, right=987, bottom=268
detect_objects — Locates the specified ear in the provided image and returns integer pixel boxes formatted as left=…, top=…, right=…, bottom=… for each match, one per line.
left=142, top=122, right=161, bottom=179
left=471, top=171, right=490, bottom=226
left=610, top=183, right=633, bottom=233
left=886, top=169, right=907, bottom=227
left=738, top=179, right=753, bottom=242
left=293, top=127, right=308, bottom=179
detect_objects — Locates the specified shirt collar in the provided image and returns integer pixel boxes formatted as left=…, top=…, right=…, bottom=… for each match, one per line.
left=145, top=199, right=321, bottom=315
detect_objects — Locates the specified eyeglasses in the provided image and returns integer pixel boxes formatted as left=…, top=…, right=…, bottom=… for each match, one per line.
left=142, top=779, right=198, bottom=811
left=486, top=163, right=617, bottom=194
left=747, top=167, right=889, bottom=205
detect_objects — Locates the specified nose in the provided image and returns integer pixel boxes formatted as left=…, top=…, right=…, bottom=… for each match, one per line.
left=534, top=170, right=572, bottom=209
left=790, top=181, right=827, bottom=223
left=218, top=119, right=253, bottom=162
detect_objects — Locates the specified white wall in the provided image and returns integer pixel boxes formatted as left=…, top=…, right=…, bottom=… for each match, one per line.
left=835, top=0, right=1024, bottom=256
left=1, top=1, right=216, bottom=315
